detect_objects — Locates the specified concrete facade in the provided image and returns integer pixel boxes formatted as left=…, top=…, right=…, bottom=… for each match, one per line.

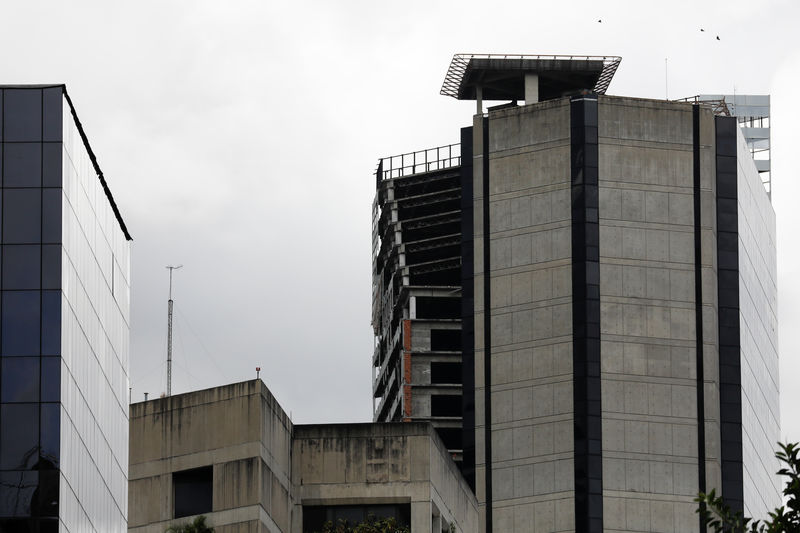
left=466, top=94, right=780, bottom=532
left=128, top=380, right=478, bottom=533
left=376, top=59, right=779, bottom=531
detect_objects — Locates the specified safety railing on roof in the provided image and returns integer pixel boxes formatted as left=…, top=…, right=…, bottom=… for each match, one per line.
left=674, top=95, right=732, bottom=116
left=376, top=143, right=461, bottom=181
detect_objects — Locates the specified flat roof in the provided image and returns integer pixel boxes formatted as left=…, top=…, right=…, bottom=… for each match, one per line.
left=441, top=54, right=622, bottom=101
left=0, top=84, right=132, bottom=241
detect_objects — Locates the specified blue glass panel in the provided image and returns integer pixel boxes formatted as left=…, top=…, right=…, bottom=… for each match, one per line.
left=1, top=292, right=40, bottom=356
left=0, top=358, right=39, bottom=402
left=39, top=404, right=59, bottom=470
left=41, top=190, right=60, bottom=244
left=40, top=291, right=60, bottom=356
left=42, top=144, right=62, bottom=188
left=2, top=245, right=41, bottom=290
left=0, top=471, right=37, bottom=516
left=3, top=190, right=40, bottom=244
left=41, top=246, right=60, bottom=291
left=40, top=357, right=59, bottom=403
left=3, top=89, right=41, bottom=142
left=42, top=88, right=62, bottom=143
left=3, top=143, right=41, bottom=188
left=0, top=404, right=39, bottom=470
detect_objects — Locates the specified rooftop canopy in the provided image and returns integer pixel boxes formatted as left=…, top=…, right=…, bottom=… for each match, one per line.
left=441, top=54, right=622, bottom=102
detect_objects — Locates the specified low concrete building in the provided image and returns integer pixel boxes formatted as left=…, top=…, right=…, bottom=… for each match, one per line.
left=128, top=380, right=478, bottom=533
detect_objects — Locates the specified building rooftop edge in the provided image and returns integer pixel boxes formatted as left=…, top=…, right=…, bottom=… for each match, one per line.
left=1, top=84, right=132, bottom=240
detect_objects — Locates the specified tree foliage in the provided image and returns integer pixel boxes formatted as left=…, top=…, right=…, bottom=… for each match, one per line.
left=317, top=515, right=410, bottom=533
left=697, top=442, right=800, bottom=532
left=165, top=515, right=215, bottom=533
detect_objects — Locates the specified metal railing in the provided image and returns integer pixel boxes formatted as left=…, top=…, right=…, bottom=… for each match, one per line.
left=674, top=95, right=732, bottom=116
left=376, top=143, right=461, bottom=181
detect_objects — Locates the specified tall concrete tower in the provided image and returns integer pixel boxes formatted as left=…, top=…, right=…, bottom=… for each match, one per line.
left=372, top=55, right=779, bottom=533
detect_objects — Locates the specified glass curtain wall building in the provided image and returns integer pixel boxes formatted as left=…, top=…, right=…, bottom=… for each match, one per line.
left=0, top=86, right=131, bottom=533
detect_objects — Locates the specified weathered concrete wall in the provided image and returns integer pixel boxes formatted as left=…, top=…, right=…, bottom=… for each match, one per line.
left=292, top=423, right=478, bottom=533
left=597, top=96, right=715, bottom=532
left=128, top=380, right=293, bottom=533
left=474, top=98, right=575, bottom=533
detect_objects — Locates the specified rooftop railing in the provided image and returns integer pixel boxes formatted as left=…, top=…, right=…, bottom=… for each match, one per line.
left=376, top=143, right=461, bottom=181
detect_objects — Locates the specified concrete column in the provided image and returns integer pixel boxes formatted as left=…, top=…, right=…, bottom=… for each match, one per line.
left=524, top=73, right=539, bottom=104
left=476, top=86, right=483, bottom=115
left=411, top=501, right=431, bottom=533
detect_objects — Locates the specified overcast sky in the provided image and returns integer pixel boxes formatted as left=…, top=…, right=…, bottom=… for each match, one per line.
left=1, top=0, right=798, bottom=440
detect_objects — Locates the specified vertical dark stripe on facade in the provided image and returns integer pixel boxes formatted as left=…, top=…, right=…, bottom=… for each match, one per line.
left=460, top=126, right=476, bottom=491
left=715, top=115, right=744, bottom=514
left=570, top=95, right=603, bottom=533
left=481, top=117, right=493, bottom=533
left=692, top=106, right=707, bottom=530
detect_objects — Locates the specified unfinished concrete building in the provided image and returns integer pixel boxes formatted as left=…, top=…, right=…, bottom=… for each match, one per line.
left=372, top=144, right=468, bottom=466
left=372, top=54, right=780, bottom=533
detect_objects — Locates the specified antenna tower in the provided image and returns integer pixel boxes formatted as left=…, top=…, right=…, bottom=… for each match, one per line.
left=166, top=265, right=183, bottom=396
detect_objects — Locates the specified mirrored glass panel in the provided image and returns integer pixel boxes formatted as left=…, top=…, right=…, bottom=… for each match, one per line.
left=42, top=88, right=62, bottom=143
left=0, top=404, right=39, bottom=470
left=3, top=144, right=41, bottom=188
left=3, top=190, right=41, bottom=244
left=39, top=404, right=59, bottom=470
left=40, top=291, right=60, bottom=356
left=39, top=357, right=59, bottom=403
left=0, top=358, right=39, bottom=402
left=42, top=144, right=61, bottom=188
left=41, top=191, right=60, bottom=244
left=0, top=471, right=37, bottom=517
left=1, top=292, right=40, bottom=356
left=2, top=246, right=41, bottom=290
left=3, top=89, right=41, bottom=142
left=41, top=246, right=60, bottom=291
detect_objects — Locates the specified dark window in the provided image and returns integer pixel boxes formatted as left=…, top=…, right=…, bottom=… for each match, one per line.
left=1, top=358, right=39, bottom=402
left=42, top=144, right=62, bottom=188
left=0, top=471, right=37, bottom=517
left=41, top=190, right=61, bottom=244
left=40, top=357, right=60, bottom=403
left=41, top=291, right=60, bottom=356
left=3, top=89, right=41, bottom=142
left=0, top=404, right=39, bottom=470
left=42, top=88, right=62, bottom=143
left=2, top=245, right=41, bottom=290
left=174, top=466, right=213, bottom=518
left=430, top=329, right=461, bottom=351
left=435, top=427, right=463, bottom=450
left=430, top=362, right=462, bottom=384
left=431, top=395, right=462, bottom=417
left=3, top=190, right=41, bottom=244
left=416, top=297, right=460, bottom=319
left=41, top=246, right=61, bottom=290
left=3, top=143, right=42, bottom=188
left=2, top=291, right=40, bottom=356
left=303, top=504, right=410, bottom=533
left=39, top=404, right=59, bottom=470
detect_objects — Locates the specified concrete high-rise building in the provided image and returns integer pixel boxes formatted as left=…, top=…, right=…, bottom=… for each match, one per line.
left=0, top=86, right=131, bottom=532
left=372, top=55, right=779, bottom=532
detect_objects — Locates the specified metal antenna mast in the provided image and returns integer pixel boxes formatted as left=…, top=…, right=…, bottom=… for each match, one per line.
left=166, top=265, right=183, bottom=396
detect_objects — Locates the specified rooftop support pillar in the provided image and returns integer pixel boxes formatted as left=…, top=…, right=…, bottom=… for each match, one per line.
left=525, top=73, right=539, bottom=104
left=476, top=85, right=483, bottom=115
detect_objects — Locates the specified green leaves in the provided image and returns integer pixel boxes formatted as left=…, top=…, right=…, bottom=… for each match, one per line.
left=165, top=515, right=215, bottom=533
left=318, top=515, right=410, bottom=533
left=696, top=443, right=800, bottom=533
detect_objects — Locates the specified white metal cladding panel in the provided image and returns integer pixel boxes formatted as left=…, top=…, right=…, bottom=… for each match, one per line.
left=735, top=128, right=781, bottom=520
left=59, top=95, right=130, bottom=533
